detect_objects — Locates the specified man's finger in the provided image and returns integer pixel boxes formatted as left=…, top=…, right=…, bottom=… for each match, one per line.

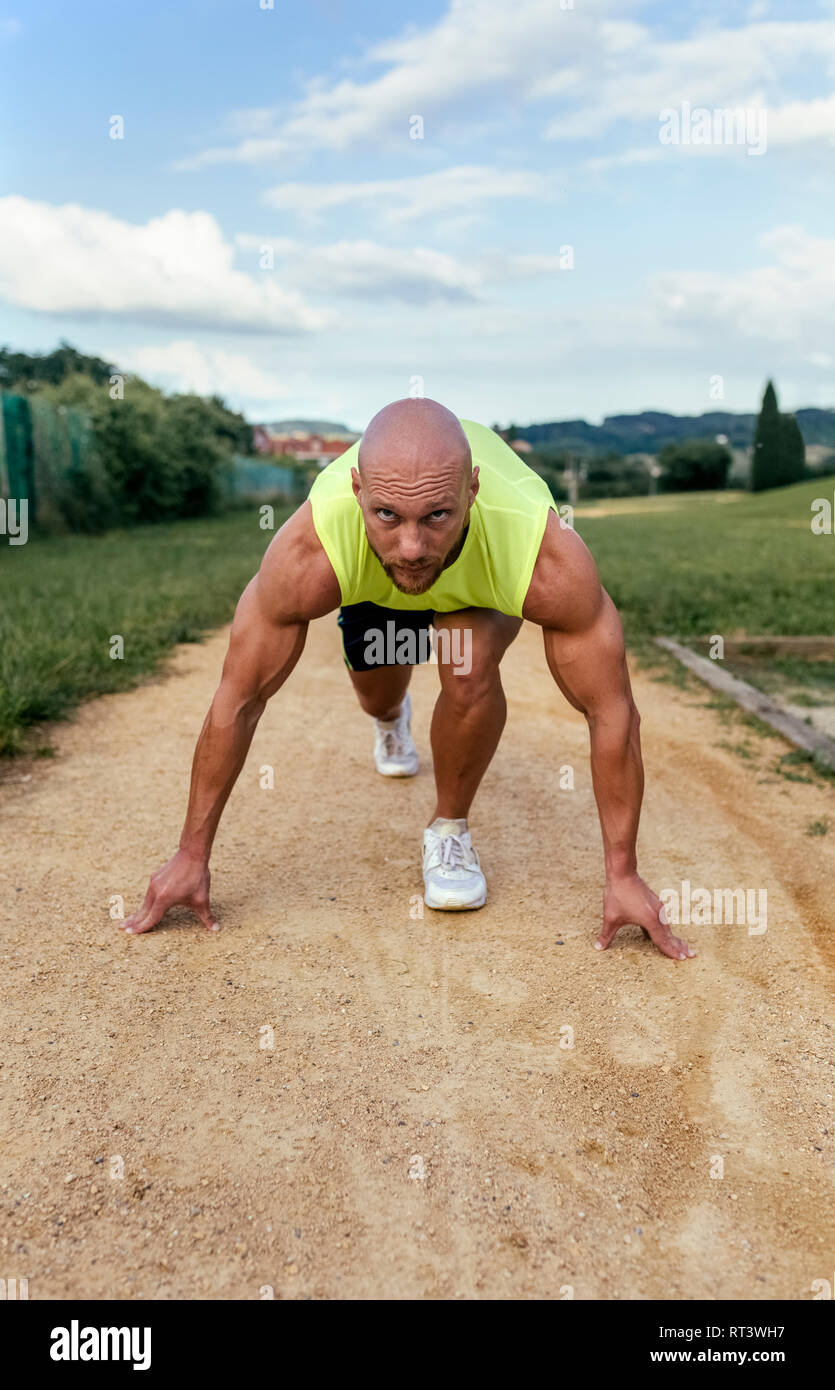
left=594, top=918, right=621, bottom=951
left=120, top=889, right=155, bottom=932
left=191, top=897, right=220, bottom=933
left=123, top=899, right=167, bottom=936
left=641, top=908, right=696, bottom=961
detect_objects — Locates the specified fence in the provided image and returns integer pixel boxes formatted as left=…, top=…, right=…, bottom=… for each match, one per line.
left=0, top=392, right=100, bottom=528
left=0, top=393, right=313, bottom=528
left=222, top=455, right=313, bottom=506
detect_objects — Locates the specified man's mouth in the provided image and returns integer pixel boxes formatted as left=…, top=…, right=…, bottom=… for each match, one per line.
left=389, top=561, right=438, bottom=592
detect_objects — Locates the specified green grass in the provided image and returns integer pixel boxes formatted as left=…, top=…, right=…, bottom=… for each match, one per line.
left=774, top=748, right=835, bottom=784
left=578, top=478, right=835, bottom=646
left=806, top=818, right=830, bottom=837
left=716, top=653, right=835, bottom=704
left=1, top=476, right=834, bottom=758
left=577, top=480, right=835, bottom=785
left=0, top=509, right=281, bottom=754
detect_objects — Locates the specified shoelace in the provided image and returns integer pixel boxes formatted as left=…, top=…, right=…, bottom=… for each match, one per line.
left=442, top=834, right=471, bottom=868
left=426, top=833, right=477, bottom=873
left=379, top=712, right=409, bottom=758
left=381, top=729, right=400, bottom=757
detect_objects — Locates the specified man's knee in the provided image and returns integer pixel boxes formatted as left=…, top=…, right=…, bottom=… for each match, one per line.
left=350, top=665, right=411, bottom=718
left=441, top=666, right=502, bottom=713
left=435, top=611, right=518, bottom=705
left=436, top=633, right=503, bottom=706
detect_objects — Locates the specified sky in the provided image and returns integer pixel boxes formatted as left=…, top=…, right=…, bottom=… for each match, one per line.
left=1, top=0, right=834, bottom=430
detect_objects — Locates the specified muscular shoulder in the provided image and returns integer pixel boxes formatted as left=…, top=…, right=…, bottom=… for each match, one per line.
left=522, top=509, right=604, bottom=631
left=255, top=500, right=341, bottom=623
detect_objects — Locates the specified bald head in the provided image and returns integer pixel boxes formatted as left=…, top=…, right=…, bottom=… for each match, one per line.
left=358, top=397, right=471, bottom=484
left=351, top=398, right=479, bottom=595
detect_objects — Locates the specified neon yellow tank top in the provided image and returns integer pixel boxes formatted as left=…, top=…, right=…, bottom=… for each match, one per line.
left=308, top=418, right=557, bottom=615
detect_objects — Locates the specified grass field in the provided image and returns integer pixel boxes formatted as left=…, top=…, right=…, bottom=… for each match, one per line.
left=577, top=478, right=835, bottom=645
left=0, top=509, right=278, bottom=754
left=1, top=477, right=832, bottom=755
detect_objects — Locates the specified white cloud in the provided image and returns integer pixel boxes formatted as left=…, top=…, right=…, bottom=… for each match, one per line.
left=649, top=225, right=835, bottom=347
left=767, top=94, right=835, bottom=146
left=172, top=2, right=835, bottom=169
left=172, top=0, right=627, bottom=168
left=240, top=235, right=479, bottom=302
left=542, top=20, right=835, bottom=140
left=237, top=234, right=568, bottom=303
left=262, top=165, right=550, bottom=226
left=583, top=147, right=664, bottom=173
left=0, top=197, right=327, bottom=334
left=117, top=341, right=294, bottom=402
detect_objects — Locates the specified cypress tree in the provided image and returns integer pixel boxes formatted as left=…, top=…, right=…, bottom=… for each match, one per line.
left=750, top=380, right=782, bottom=491
left=778, top=412, right=806, bottom=486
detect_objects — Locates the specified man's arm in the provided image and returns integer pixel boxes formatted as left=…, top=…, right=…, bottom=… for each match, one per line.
left=523, top=512, right=695, bottom=961
left=122, top=502, right=341, bottom=936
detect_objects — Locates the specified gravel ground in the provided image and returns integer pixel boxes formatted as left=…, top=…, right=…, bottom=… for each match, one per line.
left=1, top=616, right=833, bottom=1300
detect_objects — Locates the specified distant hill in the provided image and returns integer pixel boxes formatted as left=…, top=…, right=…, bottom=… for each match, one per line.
left=512, top=408, right=835, bottom=457
left=261, top=418, right=355, bottom=435
left=256, top=409, right=835, bottom=457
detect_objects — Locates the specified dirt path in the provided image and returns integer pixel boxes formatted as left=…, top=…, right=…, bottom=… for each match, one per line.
left=1, top=616, right=833, bottom=1300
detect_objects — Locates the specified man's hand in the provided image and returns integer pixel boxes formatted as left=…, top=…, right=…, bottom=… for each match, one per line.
left=121, top=850, right=217, bottom=936
left=596, top=873, right=696, bottom=960
left=119, top=503, right=340, bottom=942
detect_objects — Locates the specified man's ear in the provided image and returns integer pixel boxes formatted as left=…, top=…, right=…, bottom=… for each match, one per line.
left=469, top=464, right=480, bottom=503
left=350, top=465, right=362, bottom=501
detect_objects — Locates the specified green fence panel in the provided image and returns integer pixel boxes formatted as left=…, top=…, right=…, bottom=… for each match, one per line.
left=1, top=393, right=36, bottom=522
left=224, top=455, right=313, bottom=503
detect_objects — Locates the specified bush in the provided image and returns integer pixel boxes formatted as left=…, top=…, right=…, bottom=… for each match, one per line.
left=24, top=374, right=239, bottom=527
left=528, top=459, right=569, bottom=502
left=658, top=439, right=731, bottom=492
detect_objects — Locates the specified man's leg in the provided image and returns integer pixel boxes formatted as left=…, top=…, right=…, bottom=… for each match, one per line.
left=421, top=608, right=521, bottom=910
left=348, top=665, right=412, bottom=722
left=338, top=602, right=433, bottom=777
left=430, top=607, right=521, bottom=821
left=350, top=667, right=417, bottom=775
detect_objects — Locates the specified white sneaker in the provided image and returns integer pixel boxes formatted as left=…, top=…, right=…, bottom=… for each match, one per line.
left=422, top=818, right=487, bottom=910
left=373, top=690, right=419, bottom=777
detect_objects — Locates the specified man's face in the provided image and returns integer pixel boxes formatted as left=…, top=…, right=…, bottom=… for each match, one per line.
left=351, top=463, right=479, bottom=595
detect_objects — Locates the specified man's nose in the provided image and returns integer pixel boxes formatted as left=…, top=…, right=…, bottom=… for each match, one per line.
left=398, top=525, right=424, bottom=561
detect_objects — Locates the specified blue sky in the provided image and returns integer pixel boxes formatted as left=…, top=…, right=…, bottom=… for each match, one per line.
left=1, top=0, right=834, bottom=429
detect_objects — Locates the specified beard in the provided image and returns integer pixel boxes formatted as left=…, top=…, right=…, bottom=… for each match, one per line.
left=368, top=524, right=467, bottom=595
left=375, top=553, right=443, bottom=595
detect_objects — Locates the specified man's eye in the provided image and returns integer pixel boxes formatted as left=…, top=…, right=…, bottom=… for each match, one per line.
left=376, top=508, right=396, bottom=521
left=429, top=510, right=449, bottom=521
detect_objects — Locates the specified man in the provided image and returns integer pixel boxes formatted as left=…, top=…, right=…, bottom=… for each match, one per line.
left=123, top=398, right=694, bottom=960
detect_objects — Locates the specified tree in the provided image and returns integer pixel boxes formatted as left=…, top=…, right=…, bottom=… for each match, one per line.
left=205, top=393, right=254, bottom=455
left=0, top=340, right=116, bottom=391
left=751, top=380, right=805, bottom=491
left=657, top=439, right=731, bottom=492
left=33, top=365, right=242, bottom=524
left=779, top=412, right=806, bottom=486
left=581, top=453, right=651, bottom=499
left=165, top=393, right=230, bottom=516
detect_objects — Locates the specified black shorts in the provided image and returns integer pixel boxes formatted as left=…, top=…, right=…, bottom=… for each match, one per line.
left=337, top=602, right=435, bottom=672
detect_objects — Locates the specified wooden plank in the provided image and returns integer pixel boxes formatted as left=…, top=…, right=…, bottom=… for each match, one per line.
left=654, top=637, right=835, bottom=770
